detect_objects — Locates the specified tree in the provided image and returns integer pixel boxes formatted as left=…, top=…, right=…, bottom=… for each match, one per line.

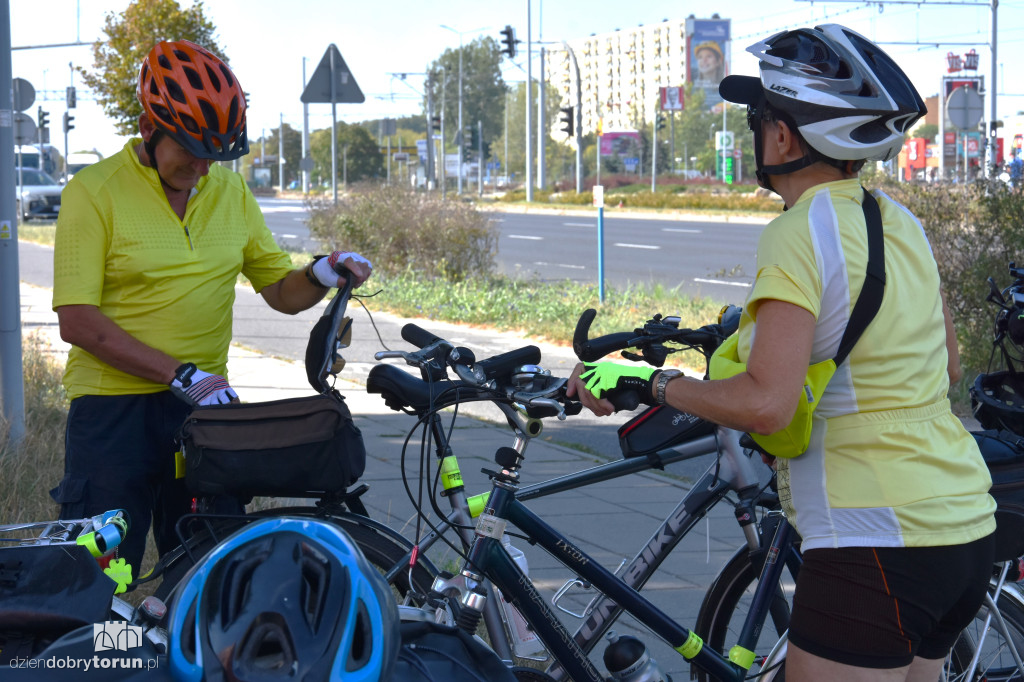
left=260, top=124, right=303, bottom=187
left=426, top=37, right=507, bottom=156
left=78, top=0, right=224, bottom=137
left=309, top=122, right=382, bottom=185
left=914, top=123, right=940, bottom=143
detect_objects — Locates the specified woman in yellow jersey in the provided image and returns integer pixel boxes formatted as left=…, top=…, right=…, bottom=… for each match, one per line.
left=569, top=24, right=995, bottom=681
left=51, top=41, right=373, bottom=579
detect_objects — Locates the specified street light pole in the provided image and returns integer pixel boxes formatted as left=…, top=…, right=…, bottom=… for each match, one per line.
left=441, top=24, right=487, bottom=196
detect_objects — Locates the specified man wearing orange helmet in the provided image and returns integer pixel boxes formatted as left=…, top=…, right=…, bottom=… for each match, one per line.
left=50, top=40, right=371, bottom=577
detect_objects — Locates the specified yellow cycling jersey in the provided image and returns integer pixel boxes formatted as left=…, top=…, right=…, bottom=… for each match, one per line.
left=53, top=139, right=293, bottom=400
left=738, top=178, right=994, bottom=549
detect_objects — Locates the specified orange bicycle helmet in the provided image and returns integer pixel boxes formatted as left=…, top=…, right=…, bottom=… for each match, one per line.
left=137, top=40, right=249, bottom=161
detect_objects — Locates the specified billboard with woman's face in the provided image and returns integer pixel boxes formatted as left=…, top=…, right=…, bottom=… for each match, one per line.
left=686, top=17, right=731, bottom=111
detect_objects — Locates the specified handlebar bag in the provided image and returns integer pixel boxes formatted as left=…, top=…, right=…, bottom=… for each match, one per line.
left=179, top=392, right=365, bottom=498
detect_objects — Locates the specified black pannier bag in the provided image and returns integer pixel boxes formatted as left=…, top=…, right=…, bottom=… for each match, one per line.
left=973, top=429, right=1024, bottom=510
left=390, top=621, right=518, bottom=681
left=618, top=404, right=716, bottom=459
left=179, top=392, right=365, bottom=498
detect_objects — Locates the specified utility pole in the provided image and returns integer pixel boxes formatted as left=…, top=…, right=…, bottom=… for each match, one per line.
left=278, top=113, right=284, bottom=193
left=537, top=46, right=546, bottom=190
left=525, top=0, right=533, bottom=202
left=302, top=57, right=310, bottom=195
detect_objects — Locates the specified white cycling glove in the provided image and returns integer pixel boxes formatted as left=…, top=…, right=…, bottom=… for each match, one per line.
left=169, top=363, right=239, bottom=407
left=311, top=251, right=373, bottom=288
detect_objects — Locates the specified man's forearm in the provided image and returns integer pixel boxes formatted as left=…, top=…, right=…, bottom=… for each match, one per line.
left=57, top=304, right=181, bottom=384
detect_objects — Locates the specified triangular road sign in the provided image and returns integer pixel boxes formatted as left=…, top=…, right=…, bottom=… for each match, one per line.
left=301, top=44, right=364, bottom=104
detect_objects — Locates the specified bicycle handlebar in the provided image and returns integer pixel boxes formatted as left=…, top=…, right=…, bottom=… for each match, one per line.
left=573, top=305, right=741, bottom=364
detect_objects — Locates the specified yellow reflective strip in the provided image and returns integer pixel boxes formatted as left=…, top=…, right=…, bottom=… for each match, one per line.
left=729, top=644, right=756, bottom=670
left=467, top=493, right=488, bottom=518
left=677, top=631, right=703, bottom=659
left=440, top=456, right=464, bottom=490
left=175, top=450, right=186, bottom=479
left=76, top=532, right=101, bottom=557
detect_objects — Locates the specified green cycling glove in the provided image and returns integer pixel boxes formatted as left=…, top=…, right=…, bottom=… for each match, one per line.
left=579, top=362, right=658, bottom=406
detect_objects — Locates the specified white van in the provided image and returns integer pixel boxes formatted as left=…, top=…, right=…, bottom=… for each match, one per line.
left=66, top=151, right=103, bottom=180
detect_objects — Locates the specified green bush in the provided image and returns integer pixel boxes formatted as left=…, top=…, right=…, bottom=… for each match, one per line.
left=306, top=184, right=499, bottom=282
left=875, top=177, right=1024, bottom=380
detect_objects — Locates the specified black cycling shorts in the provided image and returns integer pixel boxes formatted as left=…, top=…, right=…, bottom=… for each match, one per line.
left=788, top=533, right=995, bottom=668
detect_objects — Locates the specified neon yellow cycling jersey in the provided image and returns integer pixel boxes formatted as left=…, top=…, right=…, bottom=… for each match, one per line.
left=738, top=178, right=994, bottom=549
left=53, top=139, right=293, bottom=400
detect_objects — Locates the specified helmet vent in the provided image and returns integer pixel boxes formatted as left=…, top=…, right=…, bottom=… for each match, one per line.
left=151, top=103, right=175, bottom=127
left=198, top=100, right=220, bottom=134
left=173, top=48, right=192, bottom=63
left=157, top=54, right=172, bottom=70
left=182, top=600, right=197, bottom=664
left=183, top=66, right=204, bottom=91
left=180, top=113, right=201, bottom=135
left=298, top=543, right=336, bottom=631
left=223, top=552, right=264, bottom=625
left=219, top=64, right=235, bottom=89
left=164, top=77, right=187, bottom=105
left=205, top=65, right=222, bottom=92
left=346, top=602, right=372, bottom=671
left=227, top=97, right=239, bottom=130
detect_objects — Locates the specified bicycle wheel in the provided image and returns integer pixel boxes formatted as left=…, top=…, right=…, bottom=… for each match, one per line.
left=151, top=508, right=437, bottom=606
left=944, top=586, right=1024, bottom=682
left=692, top=545, right=797, bottom=682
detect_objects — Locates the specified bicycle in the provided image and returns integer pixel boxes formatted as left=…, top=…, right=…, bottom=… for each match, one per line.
left=379, top=309, right=1024, bottom=681
left=0, top=510, right=169, bottom=663
left=359, top=308, right=806, bottom=678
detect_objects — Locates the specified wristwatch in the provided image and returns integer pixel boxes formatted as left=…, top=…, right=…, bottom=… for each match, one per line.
left=655, top=369, right=682, bottom=405
left=172, top=362, right=197, bottom=388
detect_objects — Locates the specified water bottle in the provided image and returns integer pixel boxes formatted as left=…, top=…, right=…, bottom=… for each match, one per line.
left=603, top=630, right=669, bottom=682
left=500, top=534, right=546, bottom=657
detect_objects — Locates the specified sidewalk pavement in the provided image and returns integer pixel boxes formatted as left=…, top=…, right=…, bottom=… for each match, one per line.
left=18, top=280, right=757, bottom=679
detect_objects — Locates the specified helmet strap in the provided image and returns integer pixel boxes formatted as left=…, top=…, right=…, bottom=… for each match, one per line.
left=144, top=128, right=164, bottom=174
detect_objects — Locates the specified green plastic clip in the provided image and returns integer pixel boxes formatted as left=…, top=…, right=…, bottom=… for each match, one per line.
left=678, top=630, right=704, bottom=659
left=440, top=456, right=464, bottom=490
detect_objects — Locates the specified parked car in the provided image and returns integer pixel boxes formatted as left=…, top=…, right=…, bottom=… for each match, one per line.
left=15, top=167, right=62, bottom=221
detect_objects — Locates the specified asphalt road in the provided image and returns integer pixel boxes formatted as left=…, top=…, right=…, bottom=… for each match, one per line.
left=256, top=197, right=768, bottom=305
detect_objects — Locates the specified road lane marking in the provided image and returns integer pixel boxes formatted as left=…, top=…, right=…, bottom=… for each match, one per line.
left=509, top=234, right=543, bottom=240
left=564, top=222, right=594, bottom=227
left=662, top=228, right=702, bottom=233
left=535, top=262, right=586, bottom=270
left=614, top=242, right=659, bottom=250
left=279, top=233, right=298, bottom=239
left=694, top=277, right=751, bottom=288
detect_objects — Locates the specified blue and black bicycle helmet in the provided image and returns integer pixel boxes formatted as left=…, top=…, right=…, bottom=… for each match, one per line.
left=167, top=518, right=399, bottom=682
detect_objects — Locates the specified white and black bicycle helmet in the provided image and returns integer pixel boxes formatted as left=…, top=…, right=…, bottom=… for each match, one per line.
left=720, top=24, right=926, bottom=188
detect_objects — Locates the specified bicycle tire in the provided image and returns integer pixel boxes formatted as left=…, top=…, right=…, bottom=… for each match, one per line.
left=151, top=508, right=437, bottom=606
left=691, top=545, right=796, bottom=682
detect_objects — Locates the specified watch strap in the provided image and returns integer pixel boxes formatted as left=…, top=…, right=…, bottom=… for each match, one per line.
left=656, top=370, right=681, bottom=405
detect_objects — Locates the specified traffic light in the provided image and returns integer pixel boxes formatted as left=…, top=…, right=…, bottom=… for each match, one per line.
left=656, top=114, right=666, bottom=131
left=66, top=86, right=76, bottom=109
left=500, top=25, right=518, bottom=58
left=63, top=111, right=75, bottom=133
left=431, top=116, right=441, bottom=133
left=37, top=106, right=49, bottom=130
left=559, top=106, right=574, bottom=138
left=462, top=126, right=473, bottom=161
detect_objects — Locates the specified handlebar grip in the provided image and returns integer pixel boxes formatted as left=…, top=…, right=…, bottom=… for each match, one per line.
left=477, top=345, right=541, bottom=379
left=402, top=323, right=444, bottom=349
left=607, top=390, right=640, bottom=412
left=573, top=309, right=638, bottom=361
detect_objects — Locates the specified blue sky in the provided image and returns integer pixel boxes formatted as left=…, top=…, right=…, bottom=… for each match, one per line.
left=10, top=0, right=1024, bottom=158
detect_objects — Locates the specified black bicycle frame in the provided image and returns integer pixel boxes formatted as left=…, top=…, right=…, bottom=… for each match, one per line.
left=462, top=481, right=799, bottom=682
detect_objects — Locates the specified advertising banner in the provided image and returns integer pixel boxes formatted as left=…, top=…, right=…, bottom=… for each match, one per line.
left=686, top=18, right=731, bottom=111
left=599, top=131, right=642, bottom=159
left=660, top=86, right=685, bottom=111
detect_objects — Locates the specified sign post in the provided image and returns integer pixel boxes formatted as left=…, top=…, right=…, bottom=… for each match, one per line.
left=593, top=185, right=606, bottom=302
left=301, top=44, right=364, bottom=203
